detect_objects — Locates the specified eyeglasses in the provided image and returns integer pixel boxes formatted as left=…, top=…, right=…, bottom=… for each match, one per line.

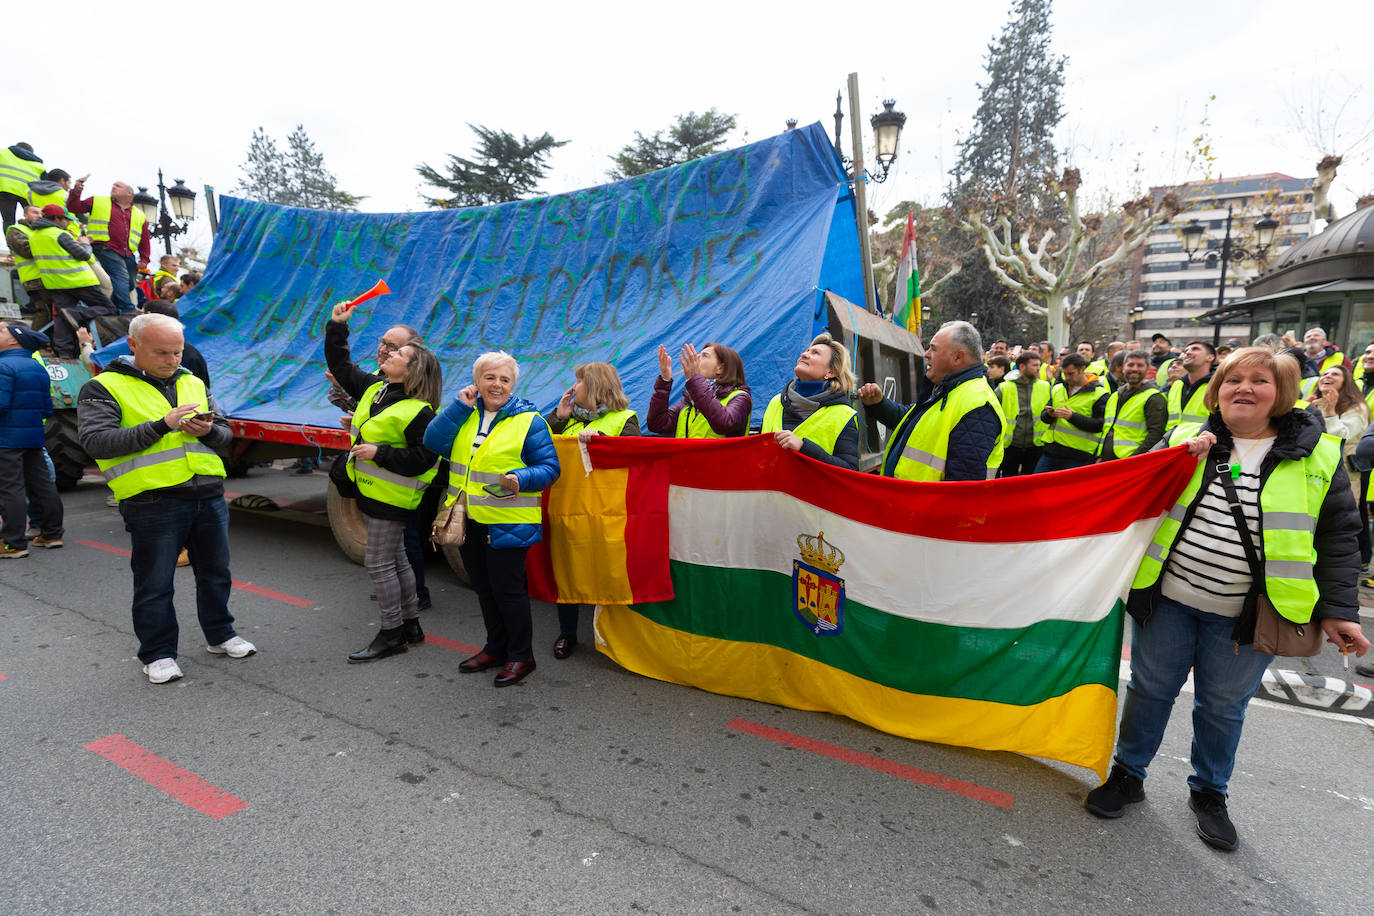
left=378, top=340, right=403, bottom=354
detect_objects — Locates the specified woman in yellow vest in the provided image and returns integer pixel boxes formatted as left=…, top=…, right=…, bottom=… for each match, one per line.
left=759, top=333, right=859, bottom=470
left=1084, top=346, right=1369, bottom=851
left=423, top=351, right=561, bottom=687
left=331, top=338, right=443, bottom=664
left=545, top=361, right=640, bottom=659
left=646, top=342, right=751, bottom=437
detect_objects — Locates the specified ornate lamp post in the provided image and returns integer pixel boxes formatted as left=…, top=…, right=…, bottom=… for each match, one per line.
left=1179, top=206, right=1278, bottom=344
left=134, top=169, right=197, bottom=257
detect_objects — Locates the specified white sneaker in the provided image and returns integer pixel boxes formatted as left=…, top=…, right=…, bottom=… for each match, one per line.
left=143, top=658, right=184, bottom=684
left=207, top=636, right=257, bottom=658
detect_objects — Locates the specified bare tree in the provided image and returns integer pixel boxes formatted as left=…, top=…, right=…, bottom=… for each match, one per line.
left=964, top=168, right=1182, bottom=345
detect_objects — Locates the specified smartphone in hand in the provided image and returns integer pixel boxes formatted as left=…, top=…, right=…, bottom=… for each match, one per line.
left=481, top=482, right=515, bottom=499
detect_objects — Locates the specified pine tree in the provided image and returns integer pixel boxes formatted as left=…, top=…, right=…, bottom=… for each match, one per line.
left=607, top=109, right=737, bottom=180
left=416, top=125, right=568, bottom=209
left=950, top=0, right=1066, bottom=217
left=234, top=124, right=362, bottom=211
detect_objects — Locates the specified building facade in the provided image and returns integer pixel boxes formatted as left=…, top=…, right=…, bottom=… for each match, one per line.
left=1129, top=174, right=1316, bottom=341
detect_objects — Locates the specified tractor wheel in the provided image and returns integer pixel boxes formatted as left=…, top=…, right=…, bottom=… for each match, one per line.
left=326, top=481, right=368, bottom=565
left=45, top=411, right=91, bottom=491
left=440, top=543, right=471, bottom=587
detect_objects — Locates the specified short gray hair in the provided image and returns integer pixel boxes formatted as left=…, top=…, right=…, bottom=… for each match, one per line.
left=1251, top=333, right=1282, bottom=351
left=940, top=320, right=983, bottom=362
left=128, top=313, right=183, bottom=340
left=1304, top=326, right=1325, bottom=339
left=472, top=350, right=519, bottom=384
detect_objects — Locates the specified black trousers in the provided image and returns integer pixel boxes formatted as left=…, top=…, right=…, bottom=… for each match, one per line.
left=50, top=286, right=115, bottom=356
left=0, top=447, right=63, bottom=549
left=1000, top=444, right=1042, bottom=478
left=458, top=520, right=533, bottom=662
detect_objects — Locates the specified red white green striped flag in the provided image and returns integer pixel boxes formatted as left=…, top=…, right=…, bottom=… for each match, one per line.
left=541, top=436, right=1197, bottom=778
left=892, top=211, right=920, bottom=334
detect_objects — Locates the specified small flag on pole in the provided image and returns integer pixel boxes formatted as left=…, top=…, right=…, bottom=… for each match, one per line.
left=893, top=212, right=921, bottom=335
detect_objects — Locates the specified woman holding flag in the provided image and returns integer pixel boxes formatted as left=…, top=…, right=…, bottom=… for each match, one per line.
left=758, top=333, right=860, bottom=470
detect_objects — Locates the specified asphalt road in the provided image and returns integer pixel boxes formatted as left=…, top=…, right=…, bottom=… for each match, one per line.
left=3, top=468, right=1372, bottom=915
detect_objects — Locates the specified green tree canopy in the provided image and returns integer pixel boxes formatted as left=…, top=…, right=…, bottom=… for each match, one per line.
left=607, top=109, right=737, bottom=180
left=234, top=124, right=363, bottom=211
left=417, top=125, right=568, bottom=208
left=949, top=0, right=1066, bottom=217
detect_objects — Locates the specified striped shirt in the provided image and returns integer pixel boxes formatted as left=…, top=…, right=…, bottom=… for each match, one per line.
left=470, top=409, right=500, bottom=456
left=1160, top=437, right=1274, bottom=617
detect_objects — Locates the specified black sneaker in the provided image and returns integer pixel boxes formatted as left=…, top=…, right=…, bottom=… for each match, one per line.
left=1084, top=765, right=1145, bottom=818
left=1189, top=789, right=1238, bottom=851
left=417, top=594, right=432, bottom=611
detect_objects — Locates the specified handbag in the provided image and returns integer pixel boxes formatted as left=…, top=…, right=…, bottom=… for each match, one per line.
left=1218, top=467, right=1323, bottom=657
left=431, top=493, right=466, bottom=548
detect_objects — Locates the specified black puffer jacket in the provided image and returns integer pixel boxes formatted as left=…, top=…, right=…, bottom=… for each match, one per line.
left=1128, top=408, right=1360, bottom=640
left=768, top=380, right=861, bottom=471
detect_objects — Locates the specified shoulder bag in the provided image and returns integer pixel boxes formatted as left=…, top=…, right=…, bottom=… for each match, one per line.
left=431, top=492, right=466, bottom=548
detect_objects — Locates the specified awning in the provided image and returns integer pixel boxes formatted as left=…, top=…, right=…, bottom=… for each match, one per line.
left=1196, top=281, right=1342, bottom=322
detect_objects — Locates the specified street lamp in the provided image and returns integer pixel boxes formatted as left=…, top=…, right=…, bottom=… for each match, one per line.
left=144, top=168, right=196, bottom=257
left=869, top=100, right=907, bottom=184
left=1178, top=205, right=1276, bottom=345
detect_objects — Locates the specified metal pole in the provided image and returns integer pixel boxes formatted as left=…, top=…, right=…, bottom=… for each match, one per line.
left=1212, top=204, right=1233, bottom=347
left=204, top=186, right=219, bottom=236
left=847, top=72, right=878, bottom=315
left=155, top=168, right=173, bottom=256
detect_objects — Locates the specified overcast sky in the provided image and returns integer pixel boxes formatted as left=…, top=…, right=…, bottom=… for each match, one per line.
left=18, top=0, right=1373, bottom=256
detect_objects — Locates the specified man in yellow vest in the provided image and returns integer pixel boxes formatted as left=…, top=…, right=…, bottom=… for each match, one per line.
left=999, top=350, right=1050, bottom=476
left=1164, top=341, right=1217, bottom=433
left=66, top=177, right=150, bottom=315
left=0, top=141, right=43, bottom=229
left=1078, top=341, right=1108, bottom=378
left=859, top=320, right=1006, bottom=481
left=4, top=205, right=53, bottom=319
left=1301, top=326, right=1349, bottom=377
left=76, top=313, right=256, bottom=684
left=1097, top=350, right=1168, bottom=461
left=30, top=205, right=116, bottom=357
left=1035, top=353, right=1108, bottom=472
left=26, top=168, right=71, bottom=211
left=1149, top=333, right=1177, bottom=388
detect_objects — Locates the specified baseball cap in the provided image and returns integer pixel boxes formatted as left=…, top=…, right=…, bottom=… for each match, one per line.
left=5, top=323, right=50, bottom=351
left=1150, top=333, right=1170, bottom=343
left=40, top=204, right=69, bottom=219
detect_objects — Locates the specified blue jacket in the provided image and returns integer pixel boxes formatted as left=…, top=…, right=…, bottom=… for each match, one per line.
left=423, top=394, right=560, bottom=549
left=865, top=363, right=1003, bottom=481
left=0, top=350, right=53, bottom=448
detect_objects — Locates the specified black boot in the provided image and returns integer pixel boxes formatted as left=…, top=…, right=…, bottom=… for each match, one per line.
left=348, top=626, right=409, bottom=663
left=403, top=618, right=425, bottom=645
left=1084, top=765, right=1145, bottom=818
left=1189, top=789, right=1238, bottom=851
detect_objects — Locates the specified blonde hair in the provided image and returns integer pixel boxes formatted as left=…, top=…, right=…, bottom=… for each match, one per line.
left=471, top=350, right=519, bottom=385
left=811, top=332, right=855, bottom=395
left=574, top=361, right=629, bottom=411
left=1203, top=346, right=1300, bottom=417
left=400, top=345, right=443, bottom=409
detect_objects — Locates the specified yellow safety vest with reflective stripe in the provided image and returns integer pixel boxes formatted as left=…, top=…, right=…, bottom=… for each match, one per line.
left=90, top=371, right=225, bottom=499
left=1085, top=358, right=1107, bottom=378
left=882, top=377, right=1007, bottom=482
left=28, top=225, right=98, bottom=289
left=999, top=377, right=1051, bottom=446
left=444, top=408, right=545, bottom=526
left=0, top=148, right=43, bottom=196
left=345, top=381, right=437, bottom=511
left=1165, top=376, right=1211, bottom=431
left=87, top=196, right=147, bottom=255
left=26, top=183, right=65, bottom=210
left=759, top=395, right=857, bottom=455
left=1153, top=357, right=1175, bottom=389
left=675, top=389, right=745, bottom=438
left=1298, top=376, right=1319, bottom=400
left=1318, top=351, right=1344, bottom=374
left=9, top=223, right=40, bottom=284
left=1100, top=385, right=1166, bottom=459
left=1045, top=381, right=1108, bottom=455
left=560, top=408, right=637, bottom=437
left=1132, top=421, right=1340, bottom=625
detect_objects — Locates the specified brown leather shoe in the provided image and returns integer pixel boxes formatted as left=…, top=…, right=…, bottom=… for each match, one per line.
left=493, top=659, right=536, bottom=687
left=458, top=650, right=505, bottom=674
left=552, top=635, right=576, bottom=659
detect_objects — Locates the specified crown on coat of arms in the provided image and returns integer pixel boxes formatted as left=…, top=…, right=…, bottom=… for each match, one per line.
left=797, top=531, right=844, bottom=574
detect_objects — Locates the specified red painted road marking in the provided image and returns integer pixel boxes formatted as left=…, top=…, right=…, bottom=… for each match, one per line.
left=424, top=633, right=482, bottom=654
left=0, top=673, right=7, bottom=681
left=77, top=540, right=314, bottom=607
left=84, top=734, right=248, bottom=820
left=726, top=717, right=1014, bottom=809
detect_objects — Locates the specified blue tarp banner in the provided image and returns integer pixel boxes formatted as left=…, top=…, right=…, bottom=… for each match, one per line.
left=181, top=121, right=862, bottom=427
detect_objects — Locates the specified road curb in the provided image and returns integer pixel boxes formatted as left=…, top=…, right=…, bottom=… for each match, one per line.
left=1256, top=668, right=1374, bottom=717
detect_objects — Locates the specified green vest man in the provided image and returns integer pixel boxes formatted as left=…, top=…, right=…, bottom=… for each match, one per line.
left=1098, top=350, right=1168, bottom=460
left=1037, top=353, right=1108, bottom=472
left=1164, top=340, right=1218, bottom=433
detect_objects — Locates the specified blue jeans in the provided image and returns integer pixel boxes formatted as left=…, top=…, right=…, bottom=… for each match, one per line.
left=119, top=495, right=237, bottom=663
left=1115, top=595, right=1273, bottom=796
left=1034, top=450, right=1095, bottom=474
left=94, top=245, right=138, bottom=314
